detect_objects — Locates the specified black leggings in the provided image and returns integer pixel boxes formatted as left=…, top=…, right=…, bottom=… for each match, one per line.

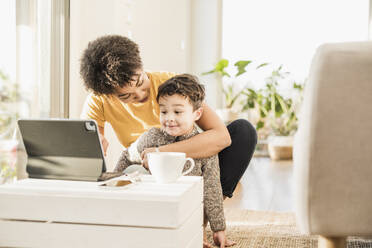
left=218, top=119, right=257, bottom=198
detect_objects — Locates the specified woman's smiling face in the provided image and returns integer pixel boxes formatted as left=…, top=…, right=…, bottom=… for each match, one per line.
left=159, top=94, right=202, bottom=137
left=114, top=69, right=151, bottom=104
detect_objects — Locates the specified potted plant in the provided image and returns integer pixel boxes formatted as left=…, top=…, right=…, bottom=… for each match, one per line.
left=242, top=65, right=305, bottom=160
left=203, top=59, right=268, bottom=123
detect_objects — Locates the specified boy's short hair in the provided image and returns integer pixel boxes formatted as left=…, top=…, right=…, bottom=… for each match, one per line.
left=80, top=35, right=142, bottom=95
left=157, top=74, right=205, bottom=110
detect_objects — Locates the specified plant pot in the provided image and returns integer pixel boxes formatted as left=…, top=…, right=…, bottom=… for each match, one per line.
left=254, top=139, right=269, bottom=157
left=216, top=108, right=239, bottom=124
left=268, top=136, right=293, bottom=160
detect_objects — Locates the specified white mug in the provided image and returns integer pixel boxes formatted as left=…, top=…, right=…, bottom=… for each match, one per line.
left=147, top=152, right=195, bottom=183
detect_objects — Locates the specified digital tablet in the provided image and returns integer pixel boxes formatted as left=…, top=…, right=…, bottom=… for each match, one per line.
left=18, top=119, right=107, bottom=181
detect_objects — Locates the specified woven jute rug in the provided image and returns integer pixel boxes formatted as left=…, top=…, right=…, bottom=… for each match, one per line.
left=205, top=209, right=372, bottom=248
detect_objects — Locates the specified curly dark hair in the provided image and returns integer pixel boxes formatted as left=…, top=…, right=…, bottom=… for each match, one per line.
left=80, top=35, right=142, bottom=95
left=157, top=74, right=205, bottom=110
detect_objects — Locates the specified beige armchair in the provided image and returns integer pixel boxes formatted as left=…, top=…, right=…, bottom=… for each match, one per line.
left=293, top=41, right=372, bottom=248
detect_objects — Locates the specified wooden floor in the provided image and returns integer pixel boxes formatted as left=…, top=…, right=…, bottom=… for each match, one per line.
left=224, top=157, right=294, bottom=212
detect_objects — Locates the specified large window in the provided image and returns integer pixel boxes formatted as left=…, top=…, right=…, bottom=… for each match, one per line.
left=0, top=0, right=69, bottom=139
left=0, top=1, right=16, bottom=82
left=17, top=0, right=69, bottom=118
left=0, top=0, right=17, bottom=139
left=222, top=0, right=370, bottom=86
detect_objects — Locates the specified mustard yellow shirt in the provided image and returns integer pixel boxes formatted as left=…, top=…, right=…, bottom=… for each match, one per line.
left=81, top=71, right=175, bottom=147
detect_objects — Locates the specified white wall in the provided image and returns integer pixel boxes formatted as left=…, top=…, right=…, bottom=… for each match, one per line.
left=223, top=0, right=370, bottom=87
left=190, top=0, right=223, bottom=109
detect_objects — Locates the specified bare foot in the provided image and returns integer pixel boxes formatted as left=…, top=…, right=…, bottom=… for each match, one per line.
left=213, top=238, right=237, bottom=247
left=203, top=240, right=212, bottom=248
left=225, top=238, right=237, bottom=247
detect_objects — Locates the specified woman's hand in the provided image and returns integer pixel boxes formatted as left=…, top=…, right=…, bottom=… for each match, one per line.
left=140, top=147, right=158, bottom=169
left=213, top=231, right=236, bottom=248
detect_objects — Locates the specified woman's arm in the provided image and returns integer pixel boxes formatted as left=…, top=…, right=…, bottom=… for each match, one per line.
left=155, top=103, right=231, bottom=158
left=98, top=126, right=109, bottom=156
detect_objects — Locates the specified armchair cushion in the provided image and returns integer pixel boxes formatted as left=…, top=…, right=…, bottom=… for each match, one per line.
left=294, top=41, right=372, bottom=236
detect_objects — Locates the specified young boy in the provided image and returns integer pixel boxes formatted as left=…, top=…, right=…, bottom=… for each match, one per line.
left=114, top=74, right=236, bottom=248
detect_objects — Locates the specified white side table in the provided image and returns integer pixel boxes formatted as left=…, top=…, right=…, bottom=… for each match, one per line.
left=0, top=175, right=203, bottom=248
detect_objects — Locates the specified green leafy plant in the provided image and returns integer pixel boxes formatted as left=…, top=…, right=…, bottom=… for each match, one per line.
left=203, top=59, right=268, bottom=109
left=0, top=70, right=19, bottom=183
left=0, top=70, right=19, bottom=138
left=0, top=71, right=19, bottom=102
left=242, top=65, right=305, bottom=137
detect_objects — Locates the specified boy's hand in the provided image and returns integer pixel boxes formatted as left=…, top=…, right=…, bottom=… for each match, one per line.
left=213, top=231, right=236, bottom=248
left=141, top=147, right=158, bottom=169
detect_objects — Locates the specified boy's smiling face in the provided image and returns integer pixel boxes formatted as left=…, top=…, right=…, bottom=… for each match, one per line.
left=159, top=94, right=203, bottom=137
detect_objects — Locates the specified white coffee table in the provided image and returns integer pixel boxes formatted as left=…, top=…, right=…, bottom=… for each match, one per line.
left=0, top=175, right=203, bottom=247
